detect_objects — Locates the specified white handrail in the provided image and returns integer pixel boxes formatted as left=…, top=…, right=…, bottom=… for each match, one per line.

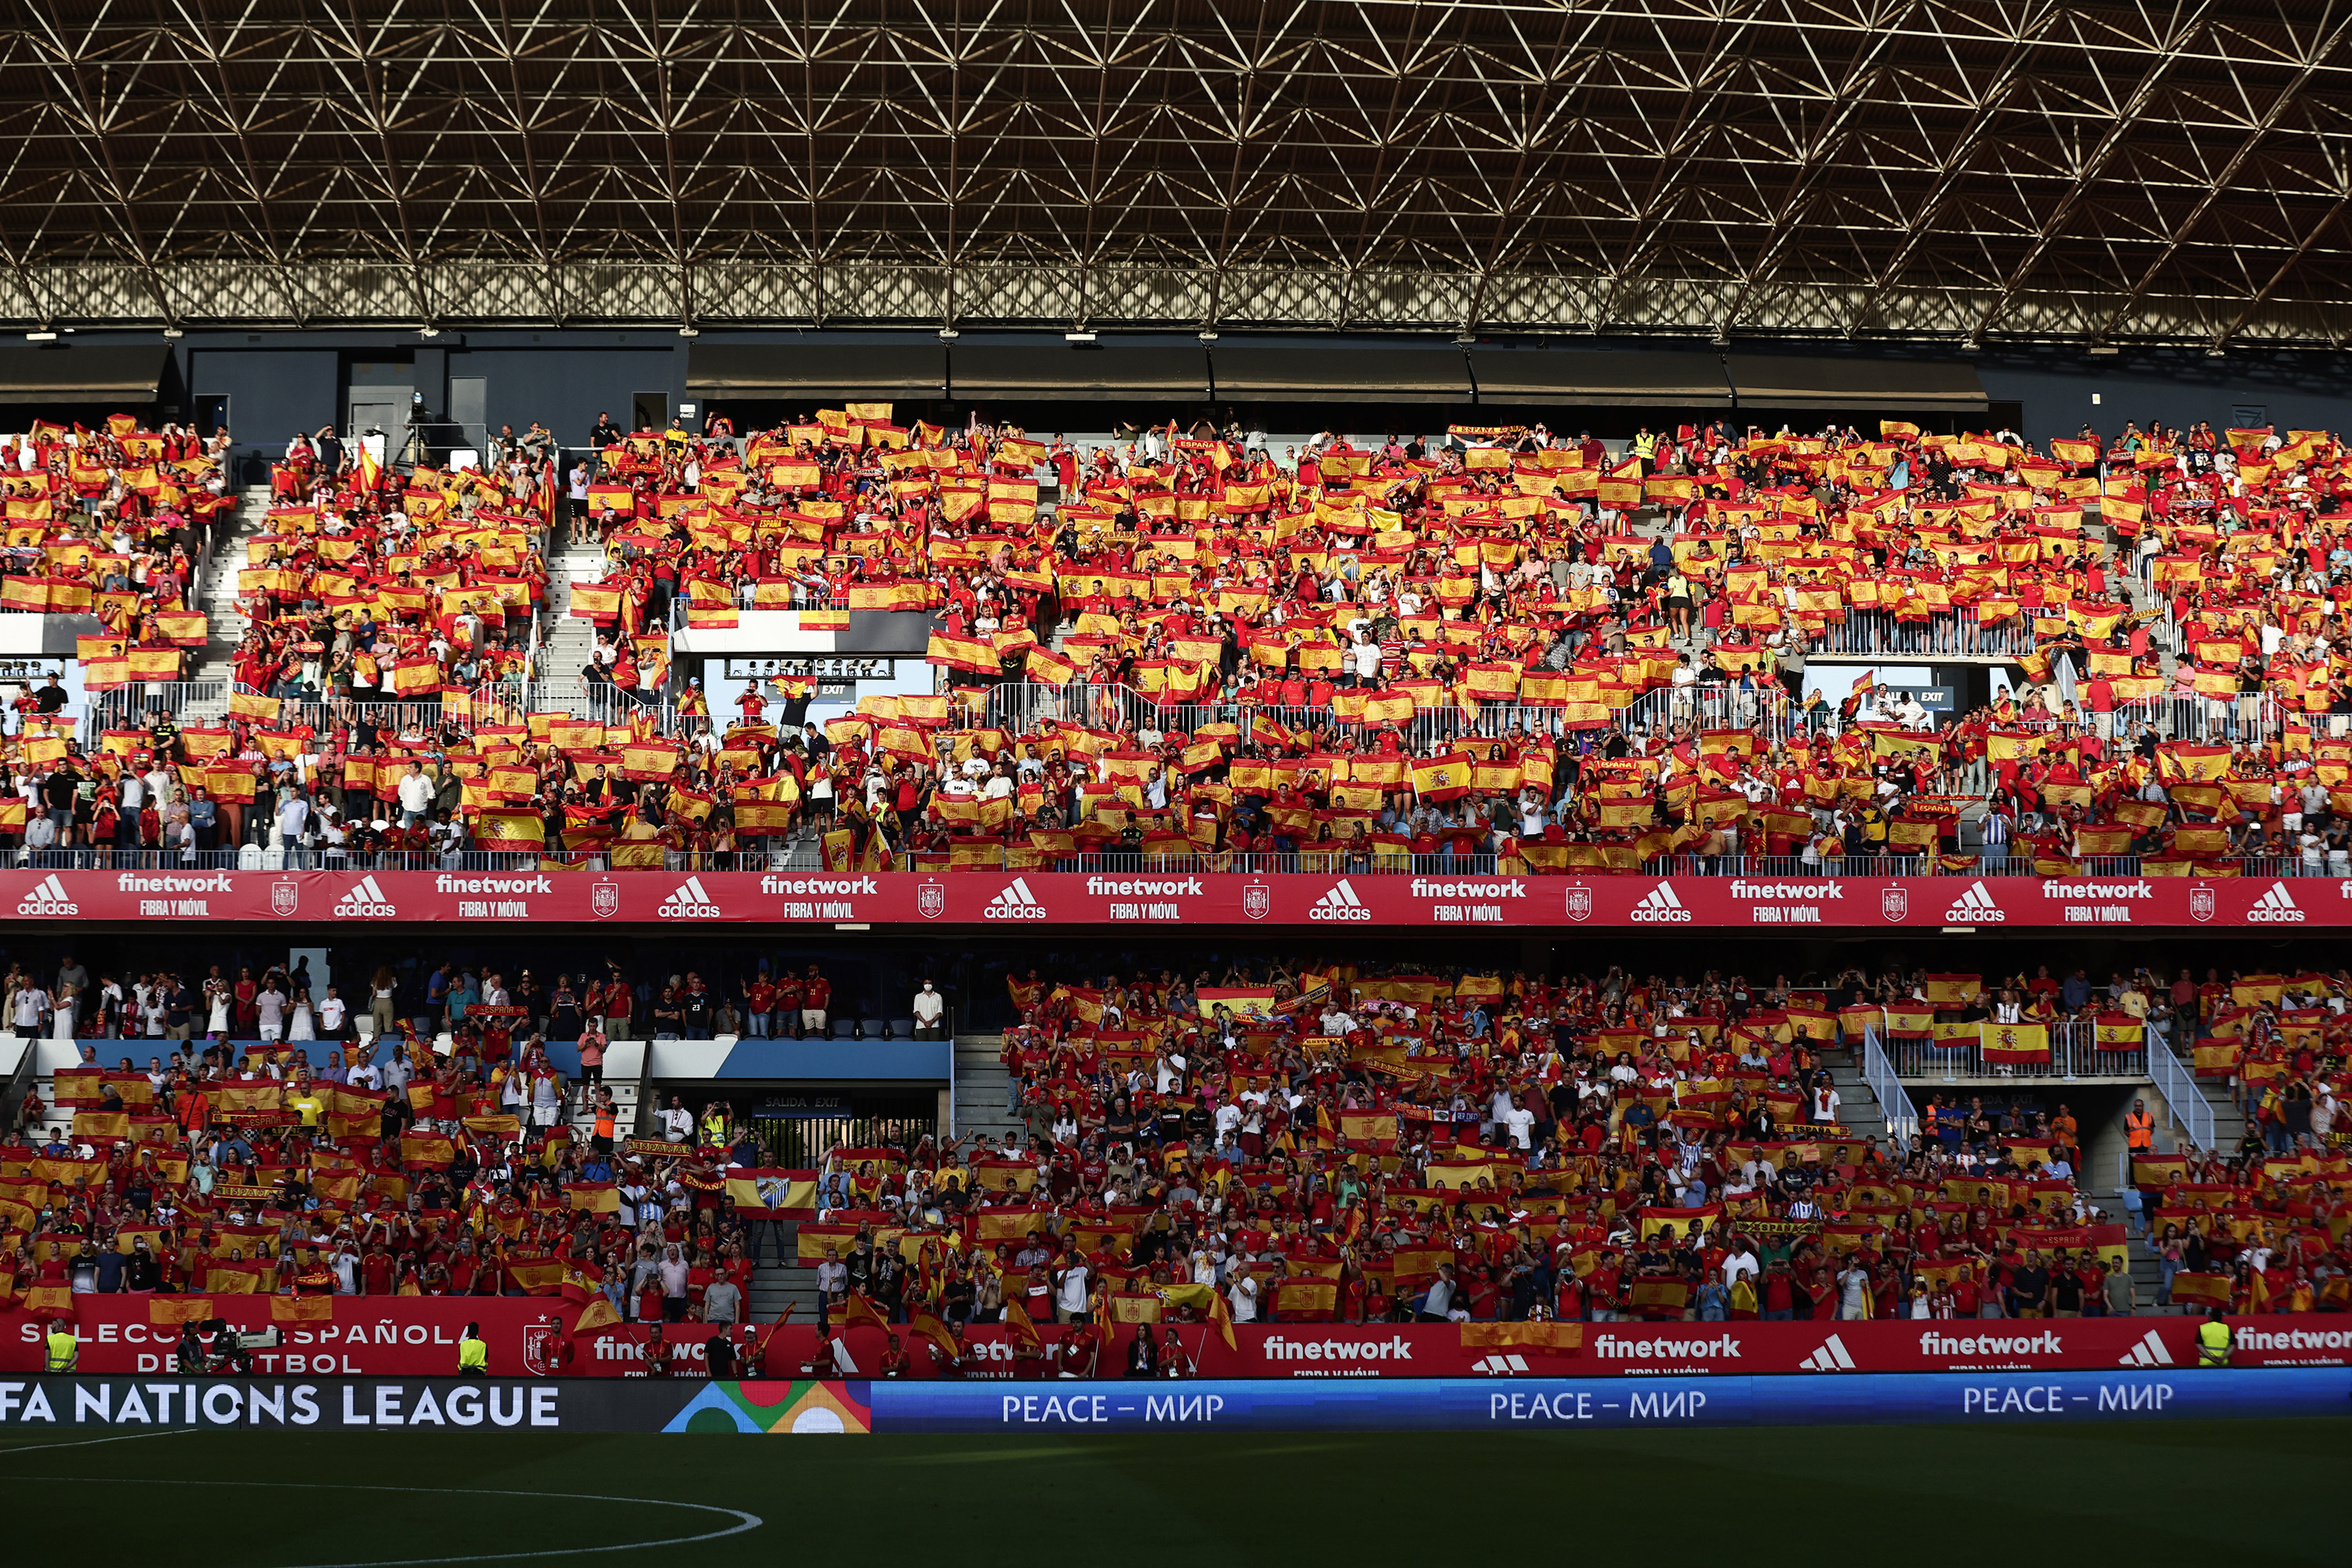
left=1860, top=1025, right=1920, bottom=1149
left=2143, top=1022, right=2215, bottom=1153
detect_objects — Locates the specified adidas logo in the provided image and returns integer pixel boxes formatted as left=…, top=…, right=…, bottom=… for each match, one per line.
left=2247, top=880, right=2306, bottom=923
left=1797, top=1334, right=1857, bottom=1372
left=332, top=874, right=397, bottom=919
left=982, top=877, right=1049, bottom=920
left=1468, top=1353, right=1531, bottom=1375
left=1308, top=879, right=1374, bottom=922
left=16, top=874, right=75, bottom=916
left=2118, top=1330, right=2174, bottom=1368
left=1630, top=881, right=1693, bottom=923
left=1944, top=880, right=2006, bottom=923
left=657, top=876, right=723, bottom=919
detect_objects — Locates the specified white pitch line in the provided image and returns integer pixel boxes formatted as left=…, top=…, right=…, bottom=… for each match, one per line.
left=20, top=1475, right=764, bottom=1566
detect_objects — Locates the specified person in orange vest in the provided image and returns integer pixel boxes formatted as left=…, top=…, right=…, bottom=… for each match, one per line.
left=2125, top=1098, right=2155, bottom=1152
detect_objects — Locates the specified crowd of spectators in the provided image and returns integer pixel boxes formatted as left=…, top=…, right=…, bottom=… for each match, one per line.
left=3, top=949, right=2344, bottom=1348
left=11, top=406, right=2352, bottom=873
left=0, top=418, right=231, bottom=689
left=758, top=956, right=2343, bottom=1334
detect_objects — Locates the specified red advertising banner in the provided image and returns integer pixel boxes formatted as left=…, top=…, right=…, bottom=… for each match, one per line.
left=0, top=867, right=2328, bottom=931
left=753, top=1316, right=2318, bottom=1380
left=13, top=1307, right=2343, bottom=1379
left=2, top=1299, right=600, bottom=1378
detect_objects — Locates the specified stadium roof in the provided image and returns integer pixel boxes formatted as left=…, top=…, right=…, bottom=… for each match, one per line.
left=3, top=1, right=2350, bottom=350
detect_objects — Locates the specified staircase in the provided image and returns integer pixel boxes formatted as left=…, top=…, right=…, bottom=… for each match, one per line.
left=177, top=483, right=274, bottom=724
left=1820, top=1052, right=1893, bottom=1148
left=532, top=546, right=607, bottom=709
left=952, top=1032, right=1023, bottom=1149
left=749, top=1221, right=823, bottom=1329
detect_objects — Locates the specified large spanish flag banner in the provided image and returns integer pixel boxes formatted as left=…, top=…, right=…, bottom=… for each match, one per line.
left=1980, top=1023, right=2051, bottom=1065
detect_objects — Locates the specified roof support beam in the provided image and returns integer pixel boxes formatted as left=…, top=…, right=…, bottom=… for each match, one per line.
left=1967, top=0, right=2216, bottom=344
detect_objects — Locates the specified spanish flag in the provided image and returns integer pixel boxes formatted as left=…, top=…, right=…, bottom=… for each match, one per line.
left=474, top=809, right=546, bottom=847
left=1411, top=751, right=1473, bottom=802
left=1980, top=1023, right=2050, bottom=1065
left=1849, top=670, right=1875, bottom=696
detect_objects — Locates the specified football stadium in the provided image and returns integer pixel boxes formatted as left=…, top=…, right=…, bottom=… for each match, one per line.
left=3, top=0, right=2352, bottom=1557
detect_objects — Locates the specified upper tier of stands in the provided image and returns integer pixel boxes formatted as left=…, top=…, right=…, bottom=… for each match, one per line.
left=5, top=407, right=2351, bottom=877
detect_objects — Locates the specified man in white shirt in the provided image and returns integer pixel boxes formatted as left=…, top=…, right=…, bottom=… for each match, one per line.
left=1054, top=1251, right=1091, bottom=1323
left=660, top=1094, right=693, bottom=1142
left=1722, top=1239, right=1760, bottom=1293
left=1226, top=1268, right=1259, bottom=1324
left=911, top=981, right=946, bottom=1038
left=1499, top=1094, right=1536, bottom=1150
left=397, top=762, right=434, bottom=827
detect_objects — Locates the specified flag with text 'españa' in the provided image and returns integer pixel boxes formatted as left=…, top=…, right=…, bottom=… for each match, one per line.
left=1980, top=1023, right=2051, bottom=1065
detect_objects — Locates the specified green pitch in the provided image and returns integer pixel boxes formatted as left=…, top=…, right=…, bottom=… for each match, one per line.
left=7, top=1419, right=2347, bottom=1563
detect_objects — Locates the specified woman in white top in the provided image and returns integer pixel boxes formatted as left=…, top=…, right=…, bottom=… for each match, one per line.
left=206, top=983, right=232, bottom=1036
left=49, top=985, right=76, bottom=1039
left=288, top=990, right=317, bottom=1041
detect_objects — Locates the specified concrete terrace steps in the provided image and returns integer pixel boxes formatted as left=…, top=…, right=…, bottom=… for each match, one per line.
left=535, top=549, right=607, bottom=706
left=952, top=1032, right=1023, bottom=1147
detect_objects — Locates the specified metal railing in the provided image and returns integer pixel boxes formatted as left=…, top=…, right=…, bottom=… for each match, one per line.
left=1859, top=1026, right=1919, bottom=1148
left=1807, top=608, right=2036, bottom=659
left=975, top=679, right=1795, bottom=745
left=82, top=679, right=226, bottom=739
left=2143, top=1022, right=2216, bottom=1153
left=1885, top=1021, right=2147, bottom=1080
left=4, top=847, right=558, bottom=872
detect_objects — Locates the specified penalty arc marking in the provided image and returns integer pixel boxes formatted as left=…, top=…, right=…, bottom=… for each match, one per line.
left=14, top=1474, right=764, bottom=1566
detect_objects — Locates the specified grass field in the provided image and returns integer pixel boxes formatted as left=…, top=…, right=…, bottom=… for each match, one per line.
left=7, top=1418, right=2348, bottom=1563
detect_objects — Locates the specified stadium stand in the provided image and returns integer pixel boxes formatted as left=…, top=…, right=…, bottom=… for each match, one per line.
left=2, top=953, right=2341, bottom=1341
left=9, top=407, right=2352, bottom=880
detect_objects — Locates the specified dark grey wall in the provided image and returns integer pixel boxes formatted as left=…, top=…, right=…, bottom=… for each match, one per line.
left=187, top=347, right=339, bottom=453
left=125, top=329, right=2352, bottom=465
left=430, top=346, right=682, bottom=453
left=1976, top=349, right=2352, bottom=445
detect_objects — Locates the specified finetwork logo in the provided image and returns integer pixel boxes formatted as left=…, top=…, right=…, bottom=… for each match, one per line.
left=1469, top=1353, right=1531, bottom=1375
left=16, top=874, right=76, bottom=916
left=2118, top=1330, right=2175, bottom=1368
left=1798, top=1334, right=1857, bottom=1372
left=332, top=875, right=397, bottom=918
left=1629, top=882, right=1693, bottom=923
left=657, top=877, right=724, bottom=918
left=2247, top=880, right=2307, bottom=923
left=984, top=877, right=1050, bottom=920
left=1309, top=880, right=1374, bottom=921
left=1944, top=880, right=2006, bottom=923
